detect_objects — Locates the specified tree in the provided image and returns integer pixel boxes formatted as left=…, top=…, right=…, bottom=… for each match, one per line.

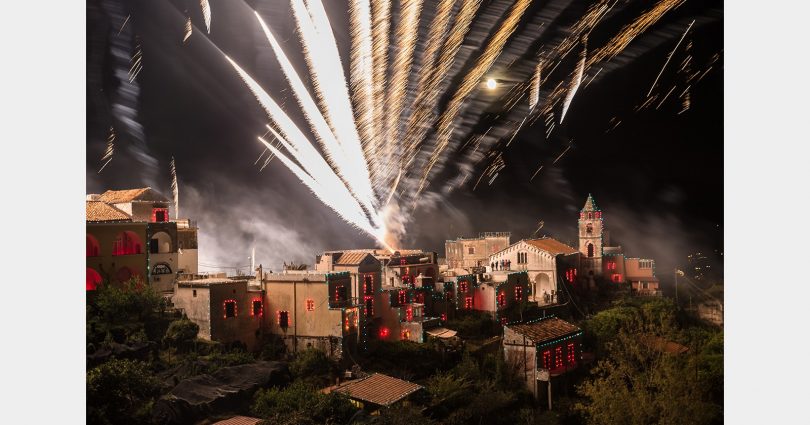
left=252, top=381, right=357, bottom=425
left=576, top=328, right=720, bottom=424
left=289, top=348, right=339, bottom=386
left=87, top=359, right=162, bottom=425
left=162, top=318, right=199, bottom=351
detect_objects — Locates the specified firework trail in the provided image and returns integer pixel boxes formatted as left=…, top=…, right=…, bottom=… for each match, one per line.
left=528, top=61, right=541, bottom=110
left=385, top=0, right=423, bottom=179
left=560, top=38, right=587, bottom=123
left=349, top=0, right=377, bottom=177
left=370, top=0, right=391, bottom=177
left=128, top=40, right=143, bottom=83
left=170, top=156, right=179, bottom=219
left=200, top=0, right=211, bottom=33
left=648, top=19, right=695, bottom=97
left=98, top=127, right=115, bottom=173
left=183, top=15, right=192, bottom=43
left=418, top=0, right=532, bottom=195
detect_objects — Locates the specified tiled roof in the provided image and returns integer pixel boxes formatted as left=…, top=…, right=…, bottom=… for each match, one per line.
left=211, top=416, right=261, bottom=425
left=507, top=317, right=581, bottom=344
left=331, top=373, right=423, bottom=407
left=334, top=251, right=371, bottom=266
left=97, top=187, right=170, bottom=204
left=86, top=201, right=132, bottom=222
left=524, top=238, right=578, bottom=255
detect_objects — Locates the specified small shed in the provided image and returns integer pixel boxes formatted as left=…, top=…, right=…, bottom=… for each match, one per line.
left=327, top=373, right=423, bottom=410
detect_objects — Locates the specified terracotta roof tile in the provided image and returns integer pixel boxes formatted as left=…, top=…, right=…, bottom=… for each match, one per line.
left=86, top=201, right=132, bottom=222
left=524, top=238, right=578, bottom=255
left=332, top=373, right=422, bottom=406
left=507, top=317, right=581, bottom=344
left=97, top=187, right=170, bottom=203
left=211, top=416, right=262, bottom=425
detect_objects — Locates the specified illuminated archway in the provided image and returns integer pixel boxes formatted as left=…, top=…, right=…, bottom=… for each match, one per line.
left=86, top=267, right=102, bottom=291
left=112, top=231, right=142, bottom=256
left=86, top=234, right=100, bottom=257
left=150, top=231, right=172, bottom=254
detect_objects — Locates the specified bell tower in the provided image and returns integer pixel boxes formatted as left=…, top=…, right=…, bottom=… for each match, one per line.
left=578, top=194, right=603, bottom=277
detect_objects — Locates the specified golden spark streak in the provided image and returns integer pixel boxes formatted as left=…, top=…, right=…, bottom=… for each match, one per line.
left=170, top=156, right=180, bottom=219
left=200, top=0, right=211, bottom=33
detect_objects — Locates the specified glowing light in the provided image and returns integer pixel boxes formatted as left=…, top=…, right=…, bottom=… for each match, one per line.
left=486, top=78, right=497, bottom=90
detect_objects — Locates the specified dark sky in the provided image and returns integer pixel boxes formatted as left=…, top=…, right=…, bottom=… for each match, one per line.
left=87, top=0, right=723, bottom=285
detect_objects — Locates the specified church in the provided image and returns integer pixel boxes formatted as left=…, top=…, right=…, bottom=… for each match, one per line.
left=485, top=194, right=660, bottom=304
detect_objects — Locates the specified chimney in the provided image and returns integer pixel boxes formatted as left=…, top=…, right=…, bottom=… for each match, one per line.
left=256, top=264, right=263, bottom=281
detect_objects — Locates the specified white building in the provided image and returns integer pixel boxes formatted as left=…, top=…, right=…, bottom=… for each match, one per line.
left=488, top=238, right=579, bottom=304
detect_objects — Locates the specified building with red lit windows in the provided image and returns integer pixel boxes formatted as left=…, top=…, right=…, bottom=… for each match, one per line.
left=86, top=187, right=190, bottom=292
left=502, top=316, right=583, bottom=399
left=445, top=232, right=511, bottom=270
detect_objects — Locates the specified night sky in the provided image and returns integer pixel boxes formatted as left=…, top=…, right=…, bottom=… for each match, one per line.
left=86, top=0, right=723, bottom=286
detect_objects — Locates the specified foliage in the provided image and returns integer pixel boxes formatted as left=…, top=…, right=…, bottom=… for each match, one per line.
left=87, top=359, right=162, bottom=425
left=252, top=380, right=357, bottom=425
left=446, top=310, right=499, bottom=339
left=357, top=404, right=436, bottom=425
left=162, top=319, right=199, bottom=351
left=87, top=278, right=169, bottom=346
left=289, top=348, right=338, bottom=384
left=576, top=323, right=721, bottom=424
left=361, top=340, right=447, bottom=380
left=257, top=333, right=287, bottom=361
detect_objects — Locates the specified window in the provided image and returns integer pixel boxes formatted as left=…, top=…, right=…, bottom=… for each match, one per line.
left=567, top=342, right=576, bottom=365
left=278, top=310, right=289, bottom=328
left=224, top=300, right=237, bottom=318
left=398, top=290, right=407, bottom=304
left=365, top=297, right=373, bottom=316
left=586, top=223, right=593, bottom=234
left=459, top=281, right=469, bottom=293
left=612, top=273, right=622, bottom=283
left=588, top=212, right=593, bottom=219
left=334, top=285, right=347, bottom=303
left=565, top=268, right=577, bottom=283
left=252, top=299, right=263, bottom=316
left=363, top=275, right=374, bottom=295
left=86, top=268, right=102, bottom=291
left=193, top=290, right=197, bottom=297
left=587, top=243, right=594, bottom=258
left=406, top=307, right=413, bottom=322
left=112, top=231, right=142, bottom=256
left=542, top=350, right=552, bottom=369
left=468, top=246, right=475, bottom=255
left=152, top=208, right=168, bottom=222
left=306, top=299, right=315, bottom=311
left=497, top=292, right=506, bottom=308
left=515, top=286, right=523, bottom=301
left=465, top=296, right=473, bottom=309
left=517, top=252, right=527, bottom=264
left=642, top=282, right=649, bottom=289
left=86, top=234, right=100, bottom=257
left=555, top=346, right=564, bottom=369
left=607, top=261, right=616, bottom=270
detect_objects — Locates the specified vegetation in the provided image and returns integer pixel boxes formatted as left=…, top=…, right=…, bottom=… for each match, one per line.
left=252, top=381, right=357, bottom=425
left=86, top=359, right=162, bottom=425
left=162, top=318, right=199, bottom=351
left=289, top=348, right=339, bottom=387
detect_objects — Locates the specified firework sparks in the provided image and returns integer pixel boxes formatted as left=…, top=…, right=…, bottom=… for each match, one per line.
left=183, top=16, right=192, bottom=43
left=560, top=38, right=587, bottom=123
left=200, top=0, right=211, bottom=33
left=648, top=19, right=695, bottom=97
left=170, top=156, right=179, bottom=219
left=349, top=0, right=376, bottom=173
left=529, top=61, right=541, bottom=110
left=98, top=127, right=115, bottom=173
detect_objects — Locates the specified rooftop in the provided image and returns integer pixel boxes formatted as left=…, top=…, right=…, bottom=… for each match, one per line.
left=523, top=238, right=578, bottom=255
left=333, top=251, right=375, bottom=266
left=177, top=277, right=251, bottom=287
left=86, top=201, right=132, bottom=222
left=211, top=416, right=261, bottom=425
left=329, top=373, right=423, bottom=407
left=507, top=317, right=582, bottom=344
left=97, top=187, right=170, bottom=204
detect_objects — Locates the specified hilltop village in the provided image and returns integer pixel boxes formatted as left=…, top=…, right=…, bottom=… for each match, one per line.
left=87, top=188, right=721, bottom=425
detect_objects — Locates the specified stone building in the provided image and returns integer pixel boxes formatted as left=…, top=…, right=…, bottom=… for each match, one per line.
left=488, top=238, right=579, bottom=305
left=445, top=232, right=511, bottom=270
left=503, top=317, right=583, bottom=401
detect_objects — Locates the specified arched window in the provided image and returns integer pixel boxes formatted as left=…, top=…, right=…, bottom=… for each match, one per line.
left=586, top=223, right=593, bottom=234
left=149, top=231, right=172, bottom=254
left=587, top=243, right=594, bottom=258
left=86, top=267, right=102, bottom=290
left=86, top=234, right=100, bottom=257
left=112, top=231, right=142, bottom=256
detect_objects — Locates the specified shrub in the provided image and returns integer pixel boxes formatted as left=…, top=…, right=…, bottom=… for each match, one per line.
left=289, top=349, right=338, bottom=386
left=252, top=380, right=357, bottom=424
left=163, top=319, right=199, bottom=351
left=87, top=359, right=161, bottom=425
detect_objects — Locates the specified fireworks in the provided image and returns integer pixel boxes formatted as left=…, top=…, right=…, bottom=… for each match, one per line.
left=170, top=156, right=179, bottom=219
left=200, top=0, right=211, bottom=33
left=98, top=127, right=115, bottom=173
left=215, top=0, right=712, bottom=250
left=183, top=16, right=192, bottom=43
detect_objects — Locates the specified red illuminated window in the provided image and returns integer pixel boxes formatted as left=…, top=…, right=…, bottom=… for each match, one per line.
left=400, top=258, right=407, bottom=266
left=441, top=313, right=447, bottom=322
left=607, top=261, right=616, bottom=270
left=415, top=292, right=425, bottom=303
left=515, top=286, right=523, bottom=301
left=596, top=212, right=602, bottom=219
left=364, top=296, right=373, bottom=316
left=464, top=296, right=473, bottom=309
left=224, top=300, right=237, bottom=318
left=500, top=317, right=508, bottom=325
left=401, top=330, right=411, bottom=340
left=334, top=285, right=347, bottom=303
left=406, top=307, right=413, bottom=322
left=306, top=299, right=315, bottom=311
left=252, top=299, right=263, bottom=317
left=86, top=267, right=102, bottom=291
left=277, top=310, right=289, bottom=328
left=612, top=273, right=622, bottom=283
left=542, top=350, right=552, bottom=369
left=398, top=290, right=407, bottom=304
left=459, top=281, right=469, bottom=293
left=567, top=342, right=576, bottom=365
left=112, top=231, right=142, bottom=256
left=565, top=268, right=577, bottom=282
left=379, top=327, right=390, bottom=338
left=555, top=346, right=563, bottom=369
left=86, top=234, right=100, bottom=257
left=497, top=293, right=506, bottom=308
left=152, top=208, right=169, bottom=222
left=363, top=275, right=374, bottom=295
